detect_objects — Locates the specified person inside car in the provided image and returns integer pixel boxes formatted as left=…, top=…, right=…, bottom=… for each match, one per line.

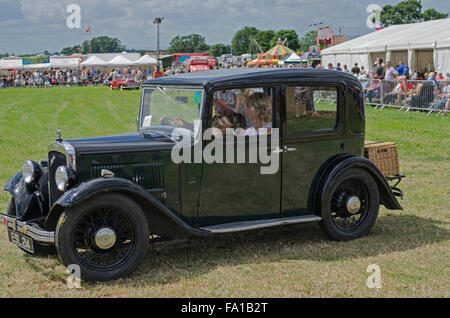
left=243, top=90, right=272, bottom=136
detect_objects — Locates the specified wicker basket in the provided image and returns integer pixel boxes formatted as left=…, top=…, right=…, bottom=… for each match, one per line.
left=364, top=141, right=400, bottom=176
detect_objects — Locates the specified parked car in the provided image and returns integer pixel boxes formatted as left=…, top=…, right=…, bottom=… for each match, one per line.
left=108, top=74, right=140, bottom=90
left=1, top=69, right=404, bottom=281
left=184, top=57, right=211, bottom=72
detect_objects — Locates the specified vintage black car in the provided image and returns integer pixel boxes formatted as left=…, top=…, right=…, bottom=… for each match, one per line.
left=1, top=69, right=403, bottom=281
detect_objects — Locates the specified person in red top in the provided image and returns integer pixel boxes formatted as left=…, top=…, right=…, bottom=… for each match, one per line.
left=153, top=70, right=163, bottom=78
left=393, top=75, right=414, bottom=105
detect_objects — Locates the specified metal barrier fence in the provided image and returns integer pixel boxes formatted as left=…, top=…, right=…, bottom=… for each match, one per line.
left=361, top=79, right=449, bottom=115
left=361, top=79, right=450, bottom=115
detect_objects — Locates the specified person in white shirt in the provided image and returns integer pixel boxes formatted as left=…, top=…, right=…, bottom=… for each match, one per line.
left=384, top=61, right=398, bottom=81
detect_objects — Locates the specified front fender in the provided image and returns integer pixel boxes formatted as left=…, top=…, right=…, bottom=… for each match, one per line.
left=4, top=170, right=49, bottom=220
left=322, top=156, right=403, bottom=210
left=44, top=177, right=209, bottom=238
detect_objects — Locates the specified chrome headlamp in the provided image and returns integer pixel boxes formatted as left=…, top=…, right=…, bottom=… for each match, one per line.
left=55, top=166, right=69, bottom=192
left=22, top=160, right=42, bottom=184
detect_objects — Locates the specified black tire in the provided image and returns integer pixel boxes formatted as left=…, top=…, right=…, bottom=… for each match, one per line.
left=7, top=198, right=56, bottom=255
left=319, top=168, right=380, bottom=241
left=55, top=193, right=149, bottom=281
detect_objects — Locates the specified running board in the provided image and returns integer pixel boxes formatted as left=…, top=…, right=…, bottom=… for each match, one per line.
left=200, top=215, right=321, bottom=234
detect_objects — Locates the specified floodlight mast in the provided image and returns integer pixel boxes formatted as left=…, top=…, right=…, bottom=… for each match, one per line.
left=153, top=17, right=164, bottom=73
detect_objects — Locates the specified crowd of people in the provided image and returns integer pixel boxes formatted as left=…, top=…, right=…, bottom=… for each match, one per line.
left=0, top=57, right=448, bottom=114
left=345, top=58, right=450, bottom=112
left=0, top=67, right=153, bottom=88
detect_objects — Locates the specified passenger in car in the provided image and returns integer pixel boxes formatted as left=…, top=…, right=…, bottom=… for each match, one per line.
left=243, top=91, right=272, bottom=136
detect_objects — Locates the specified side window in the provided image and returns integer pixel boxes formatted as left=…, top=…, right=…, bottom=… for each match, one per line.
left=285, top=86, right=338, bottom=135
left=211, top=87, right=273, bottom=137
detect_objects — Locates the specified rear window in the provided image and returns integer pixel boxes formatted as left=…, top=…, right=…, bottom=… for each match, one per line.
left=348, top=86, right=365, bottom=134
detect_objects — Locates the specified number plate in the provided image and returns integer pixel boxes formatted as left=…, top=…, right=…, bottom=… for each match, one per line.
left=8, top=229, right=34, bottom=253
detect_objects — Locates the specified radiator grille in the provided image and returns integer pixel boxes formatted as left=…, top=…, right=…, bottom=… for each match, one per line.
left=48, top=151, right=67, bottom=205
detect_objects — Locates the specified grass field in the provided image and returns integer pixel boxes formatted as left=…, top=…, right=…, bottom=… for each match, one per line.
left=0, top=86, right=448, bottom=297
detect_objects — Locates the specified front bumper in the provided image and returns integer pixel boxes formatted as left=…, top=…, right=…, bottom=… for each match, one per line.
left=1, top=212, right=55, bottom=244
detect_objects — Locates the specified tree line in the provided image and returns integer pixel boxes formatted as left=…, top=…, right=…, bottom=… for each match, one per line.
left=169, top=28, right=317, bottom=57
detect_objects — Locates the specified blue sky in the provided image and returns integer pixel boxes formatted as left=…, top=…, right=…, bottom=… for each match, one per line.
left=0, top=0, right=449, bottom=54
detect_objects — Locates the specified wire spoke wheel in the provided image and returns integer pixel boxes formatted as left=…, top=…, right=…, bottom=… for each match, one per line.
left=330, top=177, right=370, bottom=232
left=72, top=206, right=135, bottom=271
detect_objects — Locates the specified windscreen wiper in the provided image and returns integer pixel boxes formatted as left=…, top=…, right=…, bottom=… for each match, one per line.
left=157, top=86, right=173, bottom=102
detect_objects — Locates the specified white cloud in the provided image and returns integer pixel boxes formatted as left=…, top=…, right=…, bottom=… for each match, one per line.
left=0, top=0, right=448, bottom=54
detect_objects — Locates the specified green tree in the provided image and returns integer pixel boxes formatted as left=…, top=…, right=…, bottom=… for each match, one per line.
left=270, top=30, right=300, bottom=51
left=81, top=36, right=126, bottom=54
left=61, top=45, right=81, bottom=55
left=378, top=0, right=447, bottom=27
left=210, top=43, right=231, bottom=57
left=167, top=34, right=209, bottom=53
left=254, top=30, right=275, bottom=52
left=231, top=26, right=259, bottom=56
left=298, top=30, right=317, bottom=53
left=423, top=8, right=448, bottom=21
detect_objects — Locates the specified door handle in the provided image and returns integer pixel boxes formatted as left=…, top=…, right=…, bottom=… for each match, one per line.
left=271, top=146, right=297, bottom=153
left=283, top=146, right=297, bottom=152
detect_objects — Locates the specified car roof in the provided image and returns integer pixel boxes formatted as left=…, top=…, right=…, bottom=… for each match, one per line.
left=143, top=68, right=361, bottom=88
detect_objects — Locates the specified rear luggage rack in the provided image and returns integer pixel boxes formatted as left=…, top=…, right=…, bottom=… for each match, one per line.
left=386, top=174, right=406, bottom=200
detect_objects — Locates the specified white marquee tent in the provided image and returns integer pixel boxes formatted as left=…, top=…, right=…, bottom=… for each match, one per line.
left=107, top=55, right=134, bottom=66
left=0, top=57, right=80, bottom=69
left=50, top=57, right=81, bottom=68
left=0, top=53, right=155, bottom=70
left=81, top=55, right=107, bottom=67
left=0, top=59, right=23, bottom=70
left=321, top=18, right=450, bottom=74
left=279, top=53, right=303, bottom=65
left=134, top=55, right=157, bottom=65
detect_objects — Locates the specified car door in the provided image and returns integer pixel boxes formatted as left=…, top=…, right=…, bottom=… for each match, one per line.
left=198, top=86, right=281, bottom=227
left=280, top=83, right=345, bottom=217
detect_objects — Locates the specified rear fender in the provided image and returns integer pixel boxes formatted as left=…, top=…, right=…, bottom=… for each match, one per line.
left=310, top=155, right=402, bottom=214
left=44, top=177, right=209, bottom=238
left=324, top=156, right=403, bottom=210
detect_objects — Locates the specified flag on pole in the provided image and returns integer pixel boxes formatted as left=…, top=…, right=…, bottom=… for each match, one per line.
left=86, top=26, right=91, bottom=33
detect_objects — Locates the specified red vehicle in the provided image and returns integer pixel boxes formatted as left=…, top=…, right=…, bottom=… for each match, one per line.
left=184, top=57, right=211, bottom=73
left=108, top=75, right=140, bottom=90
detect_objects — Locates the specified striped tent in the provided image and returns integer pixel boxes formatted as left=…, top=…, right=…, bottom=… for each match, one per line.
left=262, top=39, right=295, bottom=60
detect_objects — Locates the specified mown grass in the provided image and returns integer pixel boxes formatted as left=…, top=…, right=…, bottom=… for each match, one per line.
left=0, top=86, right=448, bottom=297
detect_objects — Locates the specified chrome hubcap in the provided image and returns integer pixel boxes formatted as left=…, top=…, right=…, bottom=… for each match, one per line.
left=94, top=227, right=117, bottom=250
left=346, top=196, right=361, bottom=214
